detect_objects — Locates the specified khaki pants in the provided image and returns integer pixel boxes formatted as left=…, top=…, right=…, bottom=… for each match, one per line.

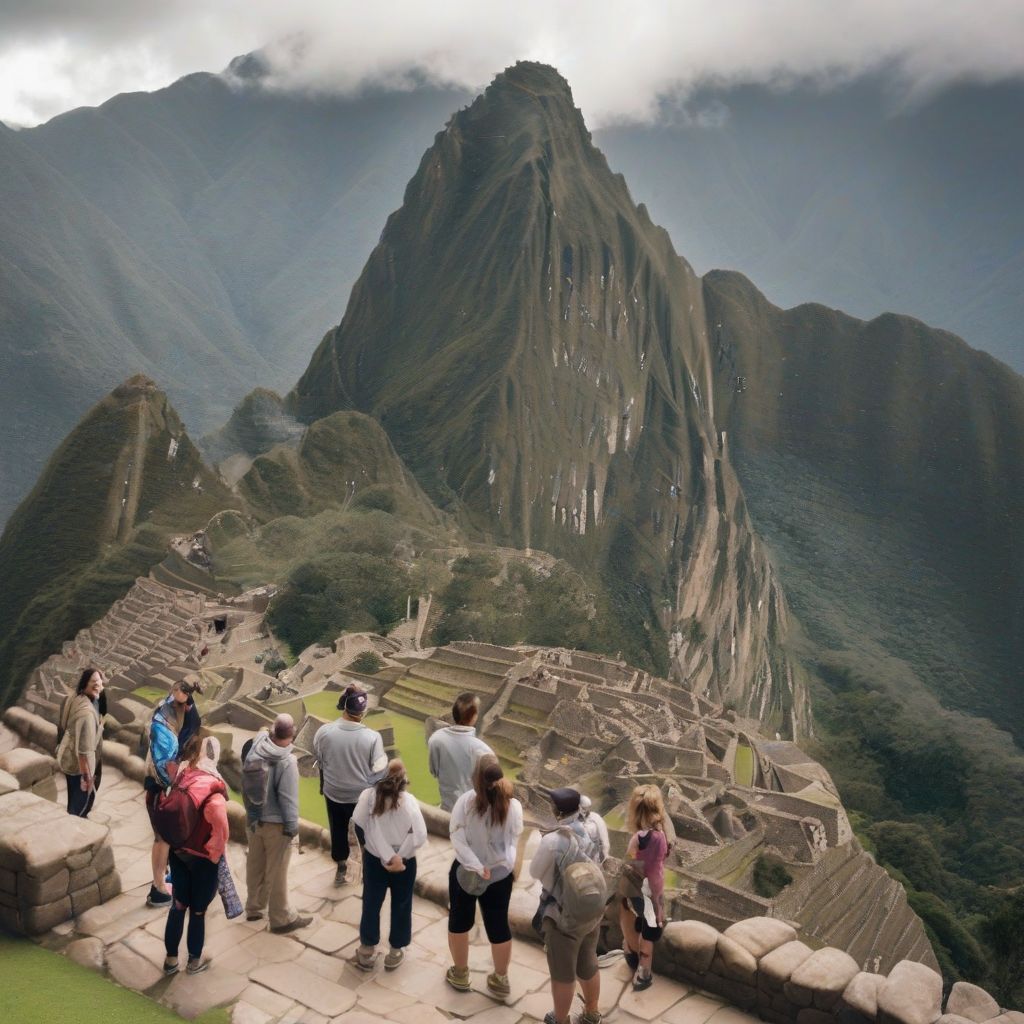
left=245, top=822, right=296, bottom=929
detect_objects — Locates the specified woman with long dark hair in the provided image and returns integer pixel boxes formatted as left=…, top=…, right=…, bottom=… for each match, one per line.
left=55, top=668, right=105, bottom=817
left=446, top=754, right=523, bottom=998
left=351, top=758, right=427, bottom=971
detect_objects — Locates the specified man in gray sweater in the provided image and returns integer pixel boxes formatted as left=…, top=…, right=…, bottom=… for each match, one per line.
left=313, top=687, right=388, bottom=885
left=244, top=714, right=312, bottom=934
left=428, top=692, right=494, bottom=811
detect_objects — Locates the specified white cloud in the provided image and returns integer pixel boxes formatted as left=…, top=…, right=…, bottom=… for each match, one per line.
left=2, top=0, right=1023, bottom=127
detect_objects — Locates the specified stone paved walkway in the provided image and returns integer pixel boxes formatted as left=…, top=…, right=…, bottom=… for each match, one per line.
left=38, top=765, right=759, bottom=1024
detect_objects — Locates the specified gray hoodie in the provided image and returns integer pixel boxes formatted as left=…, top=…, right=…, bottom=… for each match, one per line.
left=247, top=731, right=300, bottom=835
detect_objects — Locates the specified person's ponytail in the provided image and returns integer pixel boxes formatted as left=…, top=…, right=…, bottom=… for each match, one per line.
left=472, top=754, right=511, bottom=826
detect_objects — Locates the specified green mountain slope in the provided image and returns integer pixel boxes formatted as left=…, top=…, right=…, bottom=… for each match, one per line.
left=289, top=62, right=807, bottom=734
left=704, top=270, right=1024, bottom=739
left=0, top=376, right=235, bottom=706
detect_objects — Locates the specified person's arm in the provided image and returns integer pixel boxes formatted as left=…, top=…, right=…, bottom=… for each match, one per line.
left=205, top=794, right=229, bottom=863
left=72, top=712, right=97, bottom=785
left=626, top=831, right=639, bottom=859
left=529, top=834, right=557, bottom=891
left=449, top=796, right=485, bottom=872
left=351, top=788, right=372, bottom=832
left=278, top=758, right=300, bottom=837
left=594, top=815, right=611, bottom=863
left=394, top=798, right=428, bottom=860
left=427, top=733, right=441, bottom=780
left=368, top=733, right=387, bottom=781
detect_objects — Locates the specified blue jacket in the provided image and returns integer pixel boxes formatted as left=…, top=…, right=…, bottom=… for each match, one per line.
left=149, top=696, right=200, bottom=787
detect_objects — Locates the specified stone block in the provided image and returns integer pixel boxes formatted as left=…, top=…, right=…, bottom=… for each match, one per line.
left=18, top=867, right=69, bottom=904
left=786, top=947, right=859, bottom=1010
left=799, top=1010, right=838, bottom=1024
left=761, top=941, right=815, bottom=991
left=714, top=934, right=759, bottom=984
left=878, top=961, right=943, bottom=1024
left=988, top=1015, right=1024, bottom=1024
left=664, top=920, right=721, bottom=975
left=29, top=718, right=58, bottom=751
left=97, top=868, right=121, bottom=901
left=67, top=936, right=106, bottom=972
left=761, top=1009, right=797, bottom=1024
left=945, top=983, right=1001, bottom=1023
left=0, top=903, right=18, bottom=932
left=0, top=866, right=15, bottom=894
left=0, top=888, right=16, bottom=908
left=843, top=972, right=885, bottom=1019
left=0, top=791, right=108, bottom=877
left=71, top=882, right=102, bottom=916
left=106, top=942, right=164, bottom=992
left=701, top=972, right=759, bottom=1009
left=21, top=895, right=72, bottom=935
left=0, top=769, right=18, bottom=796
left=937, top=1015, right=977, bottom=1024
left=30, top=776, right=58, bottom=802
left=122, top=755, right=148, bottom=783
left=724, top=916, right=798, bottom=959
left=0, top=748, right=56, bottom=788
left=101, top=741, right=132, bottom=770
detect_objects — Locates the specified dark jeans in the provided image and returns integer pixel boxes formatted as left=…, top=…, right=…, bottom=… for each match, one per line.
left=360, top=853, right=417, bottom=949
left=164, top=851, right=219, bottom=959
left=325, top=798, right=365, bottom=864
left=65, top=774, right=96, bottom=818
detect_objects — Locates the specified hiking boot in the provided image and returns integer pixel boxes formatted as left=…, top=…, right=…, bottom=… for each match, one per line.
left=186, top=956, right=210, bottom=975
left=162, top=956, right=179, bottom=976
left=445, top=965, right=471, bottom=991
left=355, top=945, right=378, bottom=971
left=580, top=1011, right=604, bottom=1024
left=333, top=862, right=348, bottom=887
left=384, top=947, right=404, bottom=971
left=270, top=914, right=313, bottom=935
left=543, top=1013, right=567, bottom=1024
left=146, top=886, right=172, bottom=907
left=486, top=972, right=511, bottom=998
left=245, top=912, right=264, bottom=922
left=624, top=949, right=639, bottom=971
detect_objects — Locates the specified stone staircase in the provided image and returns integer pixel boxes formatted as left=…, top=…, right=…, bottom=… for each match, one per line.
left=382, top=642, right=527, bottom=723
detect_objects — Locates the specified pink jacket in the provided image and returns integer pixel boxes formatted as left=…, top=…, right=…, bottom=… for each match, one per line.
left=176, top=766, right=229, bottom=863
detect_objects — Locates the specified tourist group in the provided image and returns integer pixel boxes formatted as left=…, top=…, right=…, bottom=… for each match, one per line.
left=57, top=669, right=674, bottom=1024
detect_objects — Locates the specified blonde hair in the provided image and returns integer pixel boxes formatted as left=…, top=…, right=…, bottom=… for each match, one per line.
left=627, top=784, right=666, bottom=833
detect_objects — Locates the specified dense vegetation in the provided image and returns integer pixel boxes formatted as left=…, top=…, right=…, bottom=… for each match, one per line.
left=811, top=659, right=1024, bottom=1002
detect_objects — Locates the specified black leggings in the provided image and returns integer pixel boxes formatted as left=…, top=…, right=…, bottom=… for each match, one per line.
left=325, top=798, right=366, bottom=864
left=164, top=851, right=219, bottom=959
left=447, top=861, right=514, bottom=944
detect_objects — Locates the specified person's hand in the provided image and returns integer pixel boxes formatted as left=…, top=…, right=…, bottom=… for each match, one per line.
left=385, top=856, right=406, bottom=872
left=81, top=775, right=94, bottom=792
left=479, top=867, right=491, bottom=881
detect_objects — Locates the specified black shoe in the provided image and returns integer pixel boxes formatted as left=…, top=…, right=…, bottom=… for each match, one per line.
left=270, top=915, right=313, bottom=935
left=632, top=971, right=653, bottom=992
left=624, top=950, right=639, bottom=972
left=147, top=886, right=172, bottom=907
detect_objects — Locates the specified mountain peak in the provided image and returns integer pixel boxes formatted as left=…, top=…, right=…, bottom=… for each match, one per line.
left=112, top=373, right=161, bottom=400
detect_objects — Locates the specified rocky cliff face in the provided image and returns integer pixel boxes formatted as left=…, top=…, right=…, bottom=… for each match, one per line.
left=289, top=63, right=809, bottom=735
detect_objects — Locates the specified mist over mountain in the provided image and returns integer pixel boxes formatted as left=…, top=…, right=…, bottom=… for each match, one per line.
left=598, top=77, right=1024, bottom=375
left=0, top=70, right=468, bottom=524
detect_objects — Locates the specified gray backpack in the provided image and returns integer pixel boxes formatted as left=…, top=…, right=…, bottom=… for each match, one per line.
left=552, top=823, right=608, bottom=937
left=241, top=747, right=272, bottom=823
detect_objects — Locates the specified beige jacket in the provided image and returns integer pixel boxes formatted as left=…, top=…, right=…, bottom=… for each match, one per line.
left=56, top=694, right=102, bottom=777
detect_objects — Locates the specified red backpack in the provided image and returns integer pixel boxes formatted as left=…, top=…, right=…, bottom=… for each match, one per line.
left=148, top=772, right=224, bottom=849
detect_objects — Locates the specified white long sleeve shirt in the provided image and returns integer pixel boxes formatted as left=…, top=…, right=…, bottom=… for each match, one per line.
left=449, top=790, right=524, bottom=875
left=351, top=787, right=428, bottom=863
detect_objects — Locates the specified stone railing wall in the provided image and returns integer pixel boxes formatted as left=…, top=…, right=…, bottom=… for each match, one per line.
left=4, top=706, right=1021, bottom=1024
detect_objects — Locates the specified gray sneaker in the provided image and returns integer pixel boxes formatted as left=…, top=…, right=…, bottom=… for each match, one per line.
left=333, top=863, right=348, bottom=887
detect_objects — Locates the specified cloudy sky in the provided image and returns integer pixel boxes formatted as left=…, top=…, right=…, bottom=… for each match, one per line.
left=2, top=1, right=1024, bottom=127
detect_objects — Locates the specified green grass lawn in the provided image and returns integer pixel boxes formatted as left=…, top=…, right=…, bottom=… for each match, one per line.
left=230, top=706, right=441, bottom=826
left=0, top=935, right=230, bottom=1024
left=734, top=743, right=755, bottom=787
left=131, top=685, right=167, bottom=705
left=301, top=689, right=342, bottom=720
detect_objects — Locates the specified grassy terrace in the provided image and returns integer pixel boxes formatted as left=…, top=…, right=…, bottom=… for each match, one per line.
left=0, top=935, right=229, bottom=1024
left=131, top=685, right=167, bottom=705
left=734, top=743, right=755, bottom=787
left=231, top=705, right=441, bottom=825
